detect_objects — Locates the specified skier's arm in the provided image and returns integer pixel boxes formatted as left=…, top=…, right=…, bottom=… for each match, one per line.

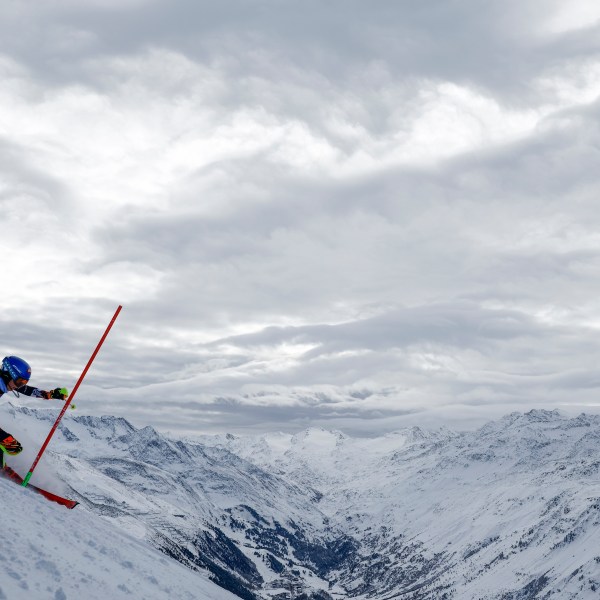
left=17, top=385, right=69, bottom=400
left=16, top=384, right=45, bottom=398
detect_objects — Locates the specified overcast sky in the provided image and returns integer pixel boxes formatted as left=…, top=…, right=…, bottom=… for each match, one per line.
left=2, top=0, right=600, bottom=437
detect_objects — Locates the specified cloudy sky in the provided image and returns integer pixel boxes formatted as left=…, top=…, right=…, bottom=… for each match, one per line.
left=2, top=0, right=600, bottom=437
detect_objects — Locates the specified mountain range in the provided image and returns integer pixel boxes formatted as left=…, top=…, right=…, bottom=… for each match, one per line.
left=2, top=403, right=600, bottom=599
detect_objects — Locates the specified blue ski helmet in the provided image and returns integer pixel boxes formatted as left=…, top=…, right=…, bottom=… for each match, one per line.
left=1, top=356, right=31, bottom=384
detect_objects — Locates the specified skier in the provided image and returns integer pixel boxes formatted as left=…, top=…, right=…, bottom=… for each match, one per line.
left=0, top=356, right=69, bottom=456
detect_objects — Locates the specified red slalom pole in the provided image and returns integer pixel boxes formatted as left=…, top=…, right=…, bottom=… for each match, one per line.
left=22, top=305, right=123, bottom=487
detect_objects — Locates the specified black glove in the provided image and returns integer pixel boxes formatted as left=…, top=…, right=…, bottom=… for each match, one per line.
left=44, top=387, right=69, bottom=400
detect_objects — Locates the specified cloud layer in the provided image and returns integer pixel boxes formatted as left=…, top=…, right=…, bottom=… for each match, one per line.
left=2, top=0, right=600, bottom=435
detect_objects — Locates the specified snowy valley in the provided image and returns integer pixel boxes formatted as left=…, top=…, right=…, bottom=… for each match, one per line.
left=3, top=404, right=600, bottom=599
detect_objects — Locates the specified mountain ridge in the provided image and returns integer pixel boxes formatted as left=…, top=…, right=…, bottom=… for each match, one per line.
left=3, top=404, right=600, bottom=599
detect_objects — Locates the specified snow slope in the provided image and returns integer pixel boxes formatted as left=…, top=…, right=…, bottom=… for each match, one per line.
left=0, top=465, right=238, bottom=600
left=0, top=478, right=239, bottom=600
left=1, top=402, right=341, bottom=600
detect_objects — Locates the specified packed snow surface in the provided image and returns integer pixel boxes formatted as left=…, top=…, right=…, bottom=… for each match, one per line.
left=0, top=409, right=237, bottom=600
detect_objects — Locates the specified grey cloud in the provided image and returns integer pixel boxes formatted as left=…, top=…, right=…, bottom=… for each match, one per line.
left=215, top=303, right=544, bottom=353
left=2, top=0, right=600, bottom=436
left=1, top=1, right=591, bottom=102
left=0, top=139, right=73, bottom=213
left=87, top=390, right=417, bottom=436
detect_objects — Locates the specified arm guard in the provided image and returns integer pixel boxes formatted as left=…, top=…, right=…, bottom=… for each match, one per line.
left=17, top=384, right=50, bottom=399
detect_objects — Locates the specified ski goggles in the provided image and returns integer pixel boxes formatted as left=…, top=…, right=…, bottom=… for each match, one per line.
left=13, top=377, right=29, bottom=387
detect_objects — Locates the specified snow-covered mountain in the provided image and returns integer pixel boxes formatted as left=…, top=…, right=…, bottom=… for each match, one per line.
left=4, top=404, right=600, bottom=599
left=0, top=421, right=239, bottom=599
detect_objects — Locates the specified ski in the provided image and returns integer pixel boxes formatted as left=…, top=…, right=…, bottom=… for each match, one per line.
left=1, top=464, right=79, bottom=509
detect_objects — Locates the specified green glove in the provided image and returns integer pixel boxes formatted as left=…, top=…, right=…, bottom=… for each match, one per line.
left=51, top=387, right=69, bottom=400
